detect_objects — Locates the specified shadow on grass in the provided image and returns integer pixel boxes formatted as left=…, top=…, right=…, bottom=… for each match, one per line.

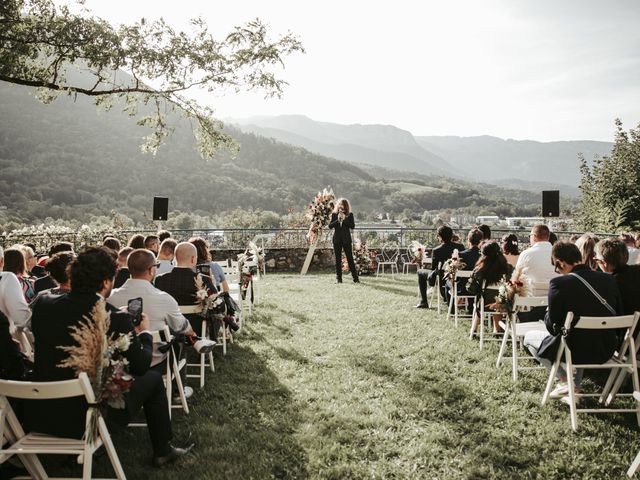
left=84, top=345, right=309, bottom=480
left=366, top=282, right=417, bottom=298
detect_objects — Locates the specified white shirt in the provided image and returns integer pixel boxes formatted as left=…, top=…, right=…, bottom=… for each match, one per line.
left=107, top=278, right=190, bottom=366
left=628, top=247, right=640, bottom=265
left=512, top=241, right=558, bottom=296
left=0, top=271, right=31, bottom=330
left=156, top=259, right=174, bottom=276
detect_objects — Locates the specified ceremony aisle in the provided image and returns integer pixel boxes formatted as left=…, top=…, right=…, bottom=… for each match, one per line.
left=91, top=274, right=638, bottom=479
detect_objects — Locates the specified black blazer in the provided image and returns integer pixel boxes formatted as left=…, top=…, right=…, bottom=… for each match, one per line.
left=459, top=246, right=481, bottom=271
left=328, top=212, right=355, bottom=243
left=0, top=311, right=27, bottom=380
left=28, top=291, right=152, bottom=438
left=613, top=264, right=640, bottom=315
left=544, top=264, right=623, bottom=364
left=34, top=275, right=56, bottom=294
left=428, top=241, right=465, bottom=286
left=114, top=267, right=130, bottom=289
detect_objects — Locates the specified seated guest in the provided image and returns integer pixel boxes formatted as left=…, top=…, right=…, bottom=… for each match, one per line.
left=467, top=241, right=514, bottom=333
left=155, top=243, right=221, bottom=336
left=0, top=310, right=27, bottom=380
left=114, top=246, right=133, bottom=288
left=35, top=242, right=75, bottom=294
left=31, top=255, right=48, bottom=279
left=594, top=239, right=640, bottom=333
left=19, top=245, right=38, bottom=279
left=620, top=233, right=640, bottom=265
left=501, top=233, right=520, bottom=268
left=156, top=238, right=177, bottom=276
left=523, top=242, right=622, bottom=401
left=0, top=247, right=32, bottom=329
left=477, top=224, right=491, bottom=241
left=189, top=237, right=230, bottom=294
left=29, top=246, right=192, bottom=466
left=512, top=224, right=558, bottom=321
left=103, top=236, right=121, bottom=252
left=107, top=249, right=212, bottom=395
left=39, top=251, right=75, bottom=295
left=3, top=247, right=35, bottom=303
left=158, top=230, right=172, bottom=242
left=548, top=231, right=558, bottom=245
left=446, top=228, right=484, bottom=303
left=575, top=233, right=599, bottom=270
left=145, top=235, right=160, bottom=257
left=128, top=234, right=145, bottom=249
left=416, top=225, right=464, bottom=309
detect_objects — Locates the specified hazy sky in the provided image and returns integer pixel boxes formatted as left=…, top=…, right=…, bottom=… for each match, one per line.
left=84, top=0, right=640, bottom=141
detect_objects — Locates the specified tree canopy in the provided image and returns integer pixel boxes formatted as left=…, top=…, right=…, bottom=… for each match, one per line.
left=577, top=119, right=640, bottom=232
left=0, top=0, right=304, bottom=157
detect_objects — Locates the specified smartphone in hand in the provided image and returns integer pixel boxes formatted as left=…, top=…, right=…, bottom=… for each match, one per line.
left=127, top=297, right=143, bottom=326
left=196, top=264, right=211, bottom=276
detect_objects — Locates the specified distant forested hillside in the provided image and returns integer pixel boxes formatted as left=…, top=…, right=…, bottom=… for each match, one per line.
left=0, top=82, right=542, bottom=228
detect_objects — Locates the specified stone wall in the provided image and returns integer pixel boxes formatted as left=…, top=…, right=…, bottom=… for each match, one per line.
left=211, top=247, right=381, bottom=273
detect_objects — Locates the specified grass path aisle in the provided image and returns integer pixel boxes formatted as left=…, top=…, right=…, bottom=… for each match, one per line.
left=112, top=273, right=639, bottom=479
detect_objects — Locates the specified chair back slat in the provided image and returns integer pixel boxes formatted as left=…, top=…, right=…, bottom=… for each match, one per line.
left=513, top=295, right=548, bottom=308
left=0, top=373, right=89, bottom=400
left=572, top=314, right=637, bottom=330
left=454, top=270, right=473, bottom=279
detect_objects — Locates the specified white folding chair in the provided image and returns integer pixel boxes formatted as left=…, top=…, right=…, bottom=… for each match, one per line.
left=428, top=262, right=443, bottom=314
left=541, top=312, right=640, bottom=431
left=446, top=270, right=474, bottom=327
left=401, top=252, right=417, bottom=274
left=179, top=307, right=215, bottom=389
left=375, top=246, right=399, bottom=277
left=628, top=391, right=640, bottom=477
left=0, top=372, right=126, bottom=479
left=156, top=327, right=189, bottom=416
left=601, top=313, right=640, bottom=406
left=468, top=281, right=508, bottom=351
left=495, top=295, right=548, bottom=380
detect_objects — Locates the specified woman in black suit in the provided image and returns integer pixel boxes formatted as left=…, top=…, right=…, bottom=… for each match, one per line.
left=329, top=198, right=359, bottom=283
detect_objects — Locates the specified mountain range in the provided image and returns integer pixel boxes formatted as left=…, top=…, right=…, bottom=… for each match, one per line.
left=0, top=81, right=544, bottom=227
left=230, top=115, right=613, bottom=192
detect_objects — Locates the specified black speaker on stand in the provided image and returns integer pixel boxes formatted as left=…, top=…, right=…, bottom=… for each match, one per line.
left=153, top=197, right=169, bottom=221
left=542, top=190, right=560, bottom=217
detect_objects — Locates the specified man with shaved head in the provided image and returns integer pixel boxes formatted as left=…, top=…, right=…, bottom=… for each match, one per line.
left=155, top=242, right=216, bottom=336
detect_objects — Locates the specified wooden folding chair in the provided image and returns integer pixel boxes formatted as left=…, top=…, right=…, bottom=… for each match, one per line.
left=0, top=372, right=127, bottom=479
left=628, top=391, right=640, bottom=477
left=495, top=295, right=548, bottom=380
left=468, top=281, right=507, bottom=350
left=185, top=318, right=215, bottom=389
left=446, top=270, right=474, bottom=327
left=541, top=312, right=640, bottom=431
left=428, top=262, right=443, bottom=314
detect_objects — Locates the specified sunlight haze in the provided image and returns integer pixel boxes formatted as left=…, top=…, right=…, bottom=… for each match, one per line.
left=84, top=0, right=640, bottom=141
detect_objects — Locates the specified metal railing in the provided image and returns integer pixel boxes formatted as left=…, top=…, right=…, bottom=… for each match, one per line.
left=0, top=226, right=616, bottom=253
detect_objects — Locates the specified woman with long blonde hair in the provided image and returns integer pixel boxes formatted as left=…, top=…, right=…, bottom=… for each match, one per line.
left=328, top=198, right=359, bottom=283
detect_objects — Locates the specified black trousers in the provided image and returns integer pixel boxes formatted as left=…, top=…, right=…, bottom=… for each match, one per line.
left=334, top=239, right=358, bottom=281
left=119, top=370, right=172, bottom=456
left=417, top=269, right=430, bottom=306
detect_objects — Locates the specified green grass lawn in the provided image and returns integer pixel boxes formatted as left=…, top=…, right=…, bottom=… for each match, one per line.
left=72, top=274, right=640, bottom=478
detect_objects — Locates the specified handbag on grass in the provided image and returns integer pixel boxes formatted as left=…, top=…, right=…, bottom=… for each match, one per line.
left=538, top=272, right=617, bottom=361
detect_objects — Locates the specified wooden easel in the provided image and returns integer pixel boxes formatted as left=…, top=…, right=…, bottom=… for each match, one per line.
left=300, top=236, right=319, bottom=276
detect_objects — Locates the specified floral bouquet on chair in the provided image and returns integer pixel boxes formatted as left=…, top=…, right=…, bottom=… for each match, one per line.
left=305, top=187, right=336, bottom=245
left=195, top=275, right=226, bottom=317
left=57, top=299, right=133, bottom=444
left=409, top=240, right=426, bottom=265
left=442, top=250, right=466, bottom=280
left=488, top=277, right=532, bottom=313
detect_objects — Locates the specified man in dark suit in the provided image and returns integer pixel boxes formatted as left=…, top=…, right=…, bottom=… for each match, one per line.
left=29, top=246, right=192, bottom=467
left=524, top=241, right=622, bottom=400
left=595, top=238, right=640, bottom=334
left=114, top=246, right=133, bottom=288
left=416, top=225, right=464, bottom=308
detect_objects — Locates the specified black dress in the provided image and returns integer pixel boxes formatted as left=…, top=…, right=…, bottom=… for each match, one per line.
left=328, top=212, right=358, bottom=282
